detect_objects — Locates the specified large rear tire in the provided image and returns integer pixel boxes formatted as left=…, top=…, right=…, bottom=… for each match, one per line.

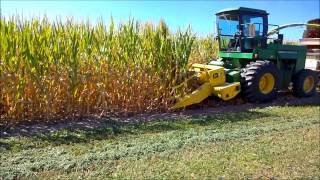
left=241, top=60, right=281, bottom=102
left=292, top=69, right=318, bottom=97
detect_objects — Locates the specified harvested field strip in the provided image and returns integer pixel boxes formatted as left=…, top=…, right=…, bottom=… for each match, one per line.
left=1, top=105, right=319, bottom=179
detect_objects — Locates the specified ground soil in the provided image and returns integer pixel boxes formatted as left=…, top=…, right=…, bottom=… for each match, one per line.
left=1, top=92, right=319, bottom=137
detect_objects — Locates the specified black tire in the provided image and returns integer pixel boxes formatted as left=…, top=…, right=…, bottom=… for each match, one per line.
left=241, top=60, right=281, bottom=102
left=292, top=69, right=318, bottom=97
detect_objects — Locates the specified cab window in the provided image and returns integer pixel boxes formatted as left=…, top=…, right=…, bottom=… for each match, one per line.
left=242, top=15, right=263, bottom=37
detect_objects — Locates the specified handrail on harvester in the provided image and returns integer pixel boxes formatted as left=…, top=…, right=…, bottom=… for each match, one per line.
left=267, top=23, right=320, bottom=36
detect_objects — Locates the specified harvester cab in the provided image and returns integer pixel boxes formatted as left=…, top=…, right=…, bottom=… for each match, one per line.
left=172, top=7, right=319, bottom=109
left=216, top=7, right=269, bottom=53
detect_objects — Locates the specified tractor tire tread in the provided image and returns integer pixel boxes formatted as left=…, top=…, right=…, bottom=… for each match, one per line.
left=241, top=60, right=281, bottom=102
left=292, top=69, right=318, bottom=97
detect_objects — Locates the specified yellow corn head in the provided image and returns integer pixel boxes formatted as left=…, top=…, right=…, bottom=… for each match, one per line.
left=172, top=64, right=241, bottom=109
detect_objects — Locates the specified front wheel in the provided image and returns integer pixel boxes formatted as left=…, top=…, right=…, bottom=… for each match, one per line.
left=241, top=60, right=281, bottom=102
left=292, top=69, right=318, bottom=97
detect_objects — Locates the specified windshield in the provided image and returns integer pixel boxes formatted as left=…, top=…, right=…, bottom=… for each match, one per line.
left=217, top=14, right=239, bottom=36
left=217, top=14, right=240, bottom=51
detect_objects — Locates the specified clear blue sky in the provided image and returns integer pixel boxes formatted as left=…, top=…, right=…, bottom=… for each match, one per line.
left=1, top=0, right=319, bottom=40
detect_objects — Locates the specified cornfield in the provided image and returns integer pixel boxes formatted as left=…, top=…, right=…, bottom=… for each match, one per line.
left=0, top=16, right=218, bottom=124
left=190, top=35, right=219, bottom=64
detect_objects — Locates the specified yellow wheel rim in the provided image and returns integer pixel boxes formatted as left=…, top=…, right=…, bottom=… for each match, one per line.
left=259, top=73, right=275, bottom=94
left=303, top=76, right=314, bottom=93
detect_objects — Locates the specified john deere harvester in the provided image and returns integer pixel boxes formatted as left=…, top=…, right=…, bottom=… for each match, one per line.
left=173, top=7, right=319, bottom=109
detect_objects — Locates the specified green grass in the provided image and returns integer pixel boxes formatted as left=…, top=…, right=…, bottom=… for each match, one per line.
left=1, top=105, right=319, bottom=179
